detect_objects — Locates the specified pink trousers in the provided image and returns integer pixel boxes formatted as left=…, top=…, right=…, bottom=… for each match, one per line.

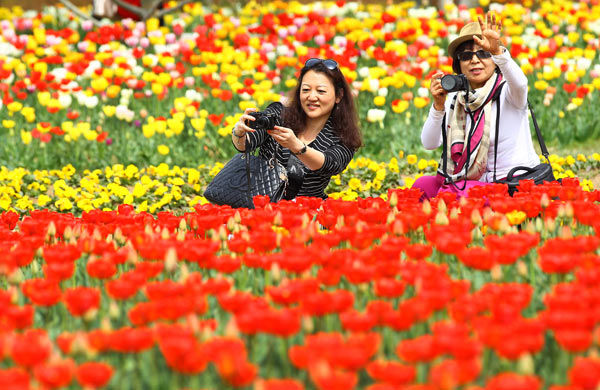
left=412, top=174, right=494, bottom=200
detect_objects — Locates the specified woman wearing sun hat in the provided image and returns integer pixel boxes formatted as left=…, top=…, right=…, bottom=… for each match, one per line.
left=412, top=13, right=540, bottom=200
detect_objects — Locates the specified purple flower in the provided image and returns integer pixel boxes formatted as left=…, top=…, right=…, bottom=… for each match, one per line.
left=106, top=138, right=113, bottom=145
left=134, top=120, right=141, bottom=127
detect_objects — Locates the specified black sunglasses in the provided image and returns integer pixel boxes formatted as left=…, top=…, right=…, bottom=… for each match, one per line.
left=303, top=58, right=339, bottom=71
left=457, top=50, right=493, bottom=62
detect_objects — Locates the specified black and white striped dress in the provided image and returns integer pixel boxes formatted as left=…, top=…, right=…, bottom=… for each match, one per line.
left=234, top=102, right=355, bottom=199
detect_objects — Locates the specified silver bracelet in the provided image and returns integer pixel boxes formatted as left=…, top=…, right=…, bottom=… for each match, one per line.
left=232, top=126, right=245, bottom=139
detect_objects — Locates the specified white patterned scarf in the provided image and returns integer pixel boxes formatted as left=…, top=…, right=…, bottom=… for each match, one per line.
left=438, top=73, right=504, bottom=182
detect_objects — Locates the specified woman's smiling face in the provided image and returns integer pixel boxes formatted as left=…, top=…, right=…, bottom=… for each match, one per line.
left=300, top=70, right=341, bottom=121
left=459, top=42, right=496, bottom=89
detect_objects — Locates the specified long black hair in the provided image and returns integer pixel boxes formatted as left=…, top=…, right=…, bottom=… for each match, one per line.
left=281, top=62, right=362, bottom=150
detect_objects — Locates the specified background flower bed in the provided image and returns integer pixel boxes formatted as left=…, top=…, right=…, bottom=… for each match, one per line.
left=1, top=0, right=600, bottom=171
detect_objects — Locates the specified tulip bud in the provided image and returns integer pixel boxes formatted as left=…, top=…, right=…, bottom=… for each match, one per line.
left=544, top=217, right=556, bottom=232
left=144, top=224, right=153, bottom=236
left=535, top=218, right=544, bottom=232
left=422, top=199, right=432, bottom=215
left=301, top=213, right=310, bottom=228
left=490, top=264, right=503, bottom=281
left=270, top=262, right=281, bottom=284
left=83, top=308, right=98, bottom=323
left=92, top=228, right=102, bottom=241
left=391, top=220, right=405, bottom=235
left=524, top=221, right=536, bottom=234
left=178, top=263, right=189, bottom=283
left=273, top=211, right=283, bottom=226
left=218, top=226, right=228, bottom=241
left=113, top=227, right=124, bottom=243
left=560, top=226, right=572, bottom=239
left=386, top=212, right=395, bottom=225
left=471, top=209, right=482, bottom=226
left=101, top=317, right=112, bottom=332
left=178, top=219, right=187, bottom=231
left=434, top=210, right=449, bottom=225
left=31, top=257, right=40, bottom=275
left=63, top=225, right=73, bottom=241
left=226, top=216, right=236, bottom=231
left=564, top=202, right=574, bottom=218
left=165, top=248, right=178, bottom=273
left=449, top=207, right=459, bottom=220
left=517, top=260, right=528, bottom=277
left=7, top=268, right=23, bottom=285
left=46, top=221, right=56, bottom=238
left=224, top=317, right=240, bottom=338
left=336, top=215, right=345, bottom=228
left=437, top=199, right=447, bottom=214
left=234, top=211, right=242, bottom=223
left=9, top=286, right=18, bottom=304
left=302, top=315, right=314, bottom=333
left=176, top=230, right=186, bottom=241
left=540, top=193, right=550, bottom=208
left=161, top=227, right=170, bottom=240
left=126, top=246, right=138, bottom=265
left=389, top=191, right=398, bottom=208
left=109, top=300, right=120, bottom=319
left=517, top=353, right=535, bottom=375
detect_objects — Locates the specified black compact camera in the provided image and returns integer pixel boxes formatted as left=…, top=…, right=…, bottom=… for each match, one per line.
left=247, top=111, right=281, bottom=131
left=441, top=74, right=469, bottom=92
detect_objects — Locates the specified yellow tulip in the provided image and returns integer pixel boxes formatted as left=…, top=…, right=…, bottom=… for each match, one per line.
left=7, top=101, right=23, bottom=113
left=103, top=106, right=116, bottom=117
left=20, top=130, right=32, bottom=145
left=2, top=120, right=15, bottom=128
left=157, top=145, right=170, bottom=155
left=373, top=96, right=386, bottom=106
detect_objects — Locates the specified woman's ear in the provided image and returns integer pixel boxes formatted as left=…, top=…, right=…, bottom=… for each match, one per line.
left=336, top=89, right=343, bottom=104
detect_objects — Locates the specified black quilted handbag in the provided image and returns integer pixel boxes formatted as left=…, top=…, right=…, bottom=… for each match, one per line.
left=493, top=96, right=557, bottom=196
left=204, top=140, right=288, bottom=209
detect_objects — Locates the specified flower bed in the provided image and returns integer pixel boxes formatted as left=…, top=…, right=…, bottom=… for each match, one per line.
left=2, top=181, right=600, bottom=389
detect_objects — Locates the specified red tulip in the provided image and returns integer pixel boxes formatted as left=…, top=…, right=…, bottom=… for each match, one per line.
left=34, top=359, right=75, bottom=389
left=486, top=373, right=542, bottom=390
left=0, top=367, right=30, bottom=390
left=22, top=277, right=62, bottom=307
left=76, top=362, right=113, bottom=388
left=63, top=287, right=101, bottom=317
left=366, top=360, right=416, bottom=385
left=11, top=329, right=51, bottom=368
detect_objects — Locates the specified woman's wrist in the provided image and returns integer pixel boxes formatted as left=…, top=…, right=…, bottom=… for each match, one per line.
left=293, top=142, right=307, bottom=156
left=232, top=125, right=246, bottom=139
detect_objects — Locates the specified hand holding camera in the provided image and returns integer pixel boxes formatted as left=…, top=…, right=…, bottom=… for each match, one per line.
left=430, top=71, right=448, bottom=111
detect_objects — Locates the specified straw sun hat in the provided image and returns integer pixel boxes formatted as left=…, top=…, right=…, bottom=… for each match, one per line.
left=447, top=22, right=483, bottom=58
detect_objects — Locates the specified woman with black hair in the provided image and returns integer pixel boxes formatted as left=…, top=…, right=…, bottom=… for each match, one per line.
left=231, top=58, right=362, bottom=200
left=413, top=13, right=540, bottom=200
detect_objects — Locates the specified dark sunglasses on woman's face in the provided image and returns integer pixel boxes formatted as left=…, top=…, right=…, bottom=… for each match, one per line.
left=457, top=50, right=493, bottom=62
left=303, top=58, right=339, bottom=70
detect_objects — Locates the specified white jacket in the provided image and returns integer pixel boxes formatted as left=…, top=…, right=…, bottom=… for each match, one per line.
left=421, top=48, right=540, bottom=182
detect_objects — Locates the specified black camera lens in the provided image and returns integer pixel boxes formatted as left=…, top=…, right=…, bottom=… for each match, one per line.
left=255, top=116, right=272, bottom=129
left=247, top=112, right=279, bottom=130
left=441, top=74, right=468, bottom=92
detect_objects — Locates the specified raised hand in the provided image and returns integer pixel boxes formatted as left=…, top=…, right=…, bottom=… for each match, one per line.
left=473, top=12, right=503, bottom=56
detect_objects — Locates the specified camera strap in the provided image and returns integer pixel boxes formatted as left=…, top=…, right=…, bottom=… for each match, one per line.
left=440, top=90, right=476, bottom=192
left=493, top=88, right=550, bottom=182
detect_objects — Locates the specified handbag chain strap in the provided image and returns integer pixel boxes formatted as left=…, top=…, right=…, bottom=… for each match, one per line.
left=493, top=85, right=550, bottom=182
